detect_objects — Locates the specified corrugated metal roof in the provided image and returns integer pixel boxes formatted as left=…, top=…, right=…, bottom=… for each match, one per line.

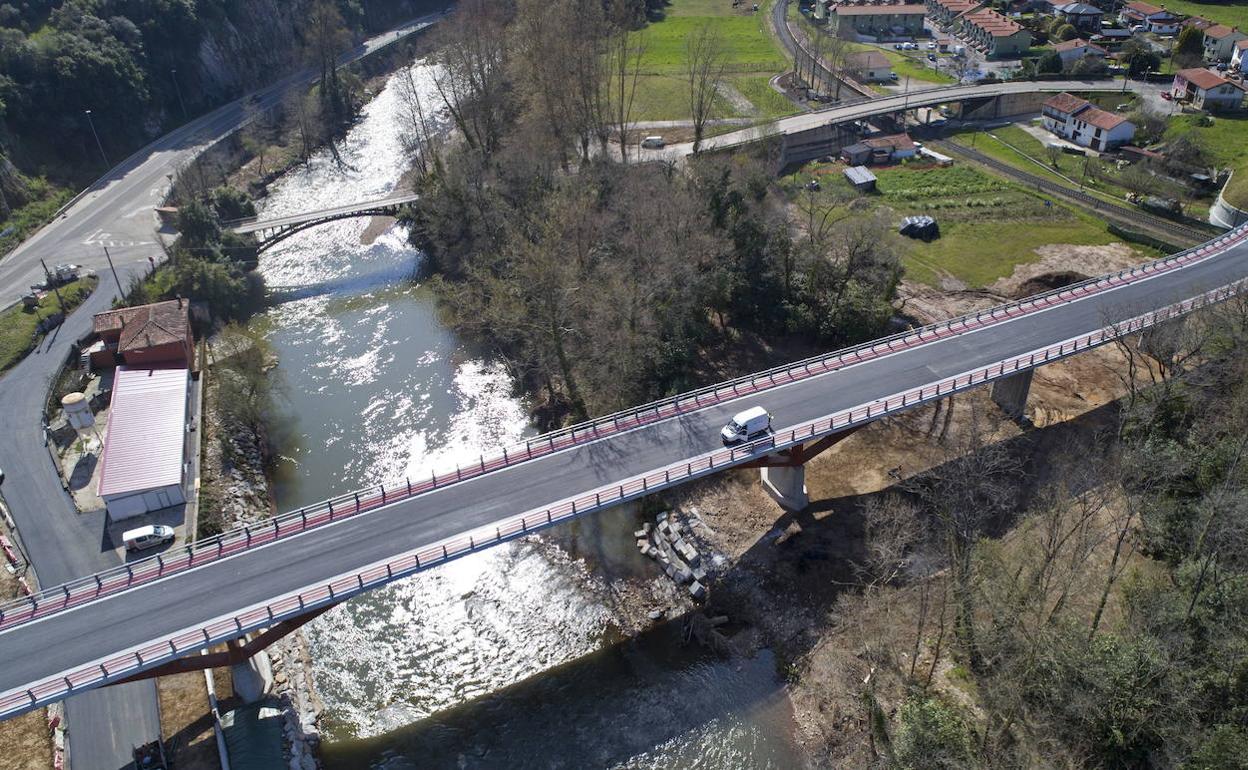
left=98, top=366, right=189, bottom=498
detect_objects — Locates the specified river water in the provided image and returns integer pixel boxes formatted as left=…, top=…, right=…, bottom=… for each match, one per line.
left=250, top=60, right=800, bottom=769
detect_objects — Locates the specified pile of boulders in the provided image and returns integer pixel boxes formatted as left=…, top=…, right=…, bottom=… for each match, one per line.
left=636, top=511, right=709, bottom=601
left=269, top=633, right=325, bottom=770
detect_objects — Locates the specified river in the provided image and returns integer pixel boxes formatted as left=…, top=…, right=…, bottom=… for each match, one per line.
left=249, top=60, right=801, bottom=769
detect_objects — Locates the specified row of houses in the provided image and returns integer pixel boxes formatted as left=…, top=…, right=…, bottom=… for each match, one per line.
left=815, top=0, right=927, bottom=38
left=925, top=0, right=1032, bottom=58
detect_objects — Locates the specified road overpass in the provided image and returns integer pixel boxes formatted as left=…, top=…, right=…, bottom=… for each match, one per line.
left=645, top=78, right=1133, bottom=162
left=226, top=191, right=419, bottom=252
left=1, top=222, right=1247, bottom=720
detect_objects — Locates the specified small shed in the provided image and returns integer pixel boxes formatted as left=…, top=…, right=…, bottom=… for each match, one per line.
left=844, top=165, right=877, bottom=191
left=840, top=142, right=872, bottom=166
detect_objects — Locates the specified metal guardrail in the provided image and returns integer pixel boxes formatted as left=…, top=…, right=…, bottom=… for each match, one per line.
left=0, top=223, right=1244, bottom=648
left=5, top=264, right=1247, bottom=719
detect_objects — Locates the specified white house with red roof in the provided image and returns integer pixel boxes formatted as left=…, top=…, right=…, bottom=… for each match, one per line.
left=1203, top=24, right=1248, bottom=62
left=1042, top=92, right=1136, bottom=151
left=1232, top=39, right=1248, bottom=71
left=1050, top=37, right=1108, bottom=67
left=1118, top=1, right=1179, bottom=35
left=1172, top=68, right=1246, bottom=111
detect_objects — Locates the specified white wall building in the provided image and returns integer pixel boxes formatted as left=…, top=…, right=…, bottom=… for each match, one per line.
left=1042, top=92, right=1136, bottom=151
left=98, top=366, right=191, bottom=520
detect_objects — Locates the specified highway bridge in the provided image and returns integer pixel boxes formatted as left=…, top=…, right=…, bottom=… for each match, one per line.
left=1, top=221, right=1247, bottom=720
left=225, top=191, right=419, bottom=252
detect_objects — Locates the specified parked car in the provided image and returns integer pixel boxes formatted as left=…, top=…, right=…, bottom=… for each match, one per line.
left=889, top=72, right=899, bottom=80
left=721, top=406, right=772, bottom=444
left=122, top=525, right=175, bottom=552
left=926, top=41, right=937, bottom=49
left=640, top=135, right=665, bottom=149
left=1160, top=91, right=1173, bottom=100
left=927, top=53, right=937, bottom=62
left=894, top=43, right=904, bottom=49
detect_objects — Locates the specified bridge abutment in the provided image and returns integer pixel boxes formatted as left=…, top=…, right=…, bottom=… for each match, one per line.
left=991, top=369, right=1034, bottom=420
left=231, top=640, right=274, bottom=703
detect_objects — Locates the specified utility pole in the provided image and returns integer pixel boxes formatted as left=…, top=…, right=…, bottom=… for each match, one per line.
left=84, top=109, right=109, bottom=168
left=171, top=68, right=188, bottom=119
left=103, top=246, right=123, bottom=294
left=39, top=257, right=66, bottom=315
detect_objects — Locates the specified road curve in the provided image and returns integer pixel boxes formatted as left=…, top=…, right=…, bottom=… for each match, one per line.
left=0, top=14, right=441, bottom=308
left=0, top=222, right=1246, bottom=718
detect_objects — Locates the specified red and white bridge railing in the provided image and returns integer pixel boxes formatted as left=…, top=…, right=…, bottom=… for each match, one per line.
left=0, top=224, right=1244, bottom=643
left=2, top=264, right=1247, bottom=720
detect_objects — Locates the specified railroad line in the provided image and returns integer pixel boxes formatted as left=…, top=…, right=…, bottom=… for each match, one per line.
left=935, top=139, right=1220, bottom=247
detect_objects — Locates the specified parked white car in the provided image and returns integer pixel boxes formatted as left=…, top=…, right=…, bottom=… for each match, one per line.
left=122, top=525, right=175, bottom=552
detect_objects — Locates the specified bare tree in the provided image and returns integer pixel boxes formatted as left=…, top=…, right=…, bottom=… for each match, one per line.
left=395, top=63, right=440, bottom=176
left=606, top=5, right=646, bottom=164
left=431, top=0, right=511, bottom=158
left=686, top=22, right=727, bottom=153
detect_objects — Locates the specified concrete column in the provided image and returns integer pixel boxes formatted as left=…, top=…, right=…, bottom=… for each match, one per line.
left=760, top=462, right=809, bottom=512
left=991, top=369, right=1034, bottom=420
left=231, top=646, right=273, bottom=704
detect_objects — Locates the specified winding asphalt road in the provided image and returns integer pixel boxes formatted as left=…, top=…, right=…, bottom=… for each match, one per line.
left=0, top=224, right=1244, bottom=723
left=0, top=14, right=441, bottom=770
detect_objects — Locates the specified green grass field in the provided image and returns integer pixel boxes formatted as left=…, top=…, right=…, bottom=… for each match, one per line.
left=1166, top=114, right=1248, bottom=210
left=847, top=43, right=956, bottom=86
left=782, top=161, right=1143, bottom=288
left=631, top=0, right=794, bottom=120
left=1153, top=0, right=1248, bottom=31
left=0, top=276, right=98, bottom=374
left=0, top=179, right=72, bottom=258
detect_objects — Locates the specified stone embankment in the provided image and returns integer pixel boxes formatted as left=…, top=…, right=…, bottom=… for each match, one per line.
left=201, top=350, right=323, bottom=769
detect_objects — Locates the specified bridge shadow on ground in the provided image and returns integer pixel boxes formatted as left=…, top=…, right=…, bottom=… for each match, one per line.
left=321, top=400, right=1122, bottom=767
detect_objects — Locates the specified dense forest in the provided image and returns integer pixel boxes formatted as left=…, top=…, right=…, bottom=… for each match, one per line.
left=0, top=0, right=437, bottom=184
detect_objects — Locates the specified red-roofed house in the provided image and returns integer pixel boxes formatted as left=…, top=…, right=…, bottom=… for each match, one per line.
left=822, top=1, right=927, bottom=37
left=956, top=8, right=1032, bottom=57
left=97, top=366, right=191, bottom=519
left=1051, top=37, right=1108, bottom=67
left=1172, top=68, right=1245, bottom=110
left=1203, top=25, right=1247, bottom=62
left=92, top=299, right=193, bottom=369
left=1118, top=1, right=1179, bottom=34
left=925, top=0, right=983, bottom=26
left=1232, top=39, right=1248, bottom=71
left=1042, top=92, right=1137, bottom=151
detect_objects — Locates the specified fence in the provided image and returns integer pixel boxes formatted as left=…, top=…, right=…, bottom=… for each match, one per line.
left=4, top=265, right=1246, bottom=720
left=0, top=223, right=1244, bottom=647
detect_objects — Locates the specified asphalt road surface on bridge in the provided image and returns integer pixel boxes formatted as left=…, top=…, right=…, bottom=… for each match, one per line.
left=1, top=225, right=1245, bottom=708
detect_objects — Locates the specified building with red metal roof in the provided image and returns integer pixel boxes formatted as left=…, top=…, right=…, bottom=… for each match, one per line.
left=97, top=366, right=191, bottom=519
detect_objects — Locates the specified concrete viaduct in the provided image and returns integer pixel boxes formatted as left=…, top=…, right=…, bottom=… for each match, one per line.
left=1, top=221, right=1247, bottom=719
left=0, top=75, right=1209, bottom=722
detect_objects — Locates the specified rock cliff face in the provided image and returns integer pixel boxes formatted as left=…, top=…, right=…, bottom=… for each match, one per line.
left=196, top=0, right=312, bottom=102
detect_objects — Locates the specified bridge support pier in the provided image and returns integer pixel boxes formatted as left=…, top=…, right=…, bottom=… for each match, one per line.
left=742, top=427, right=862, bottom=513
left=991, top=369, right=1034, bottom=420
left=761, top=464, right=809, bottom=512
left=231, top=640, right=274, bottom=704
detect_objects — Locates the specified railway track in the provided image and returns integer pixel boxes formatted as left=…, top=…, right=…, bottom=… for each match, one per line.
left=935, top=140, right=1221, bottom=247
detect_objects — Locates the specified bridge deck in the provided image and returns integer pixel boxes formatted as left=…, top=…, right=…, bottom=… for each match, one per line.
left=0, top=224, right=1245, bottom=716
left=227, top=191, right=420, bottom=234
